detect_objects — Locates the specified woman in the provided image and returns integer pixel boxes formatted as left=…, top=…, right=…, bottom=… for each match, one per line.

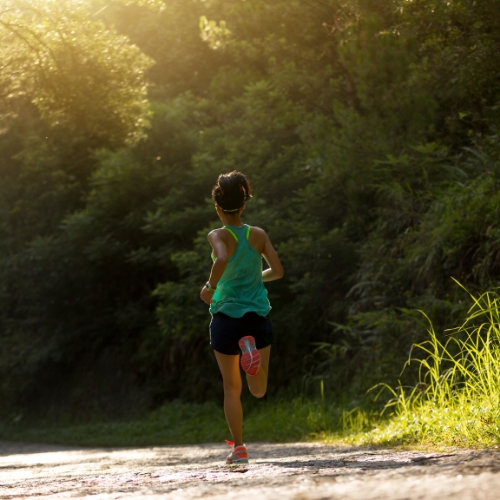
left=200, top=171, right=284, bottom=464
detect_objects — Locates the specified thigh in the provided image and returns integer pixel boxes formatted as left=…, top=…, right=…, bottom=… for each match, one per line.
left=258, top=344, right=271, bottom=375
left=245, top=345, right=271, bottom=397
left=214, top=351, right=242, bottom=392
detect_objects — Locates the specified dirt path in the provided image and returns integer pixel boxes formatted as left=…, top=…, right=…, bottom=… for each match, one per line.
left=1, top=440, right=500, bottom=499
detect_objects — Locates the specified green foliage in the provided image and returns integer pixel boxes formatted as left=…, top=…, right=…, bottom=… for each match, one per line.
left=0, top=0, right=153, bottom=146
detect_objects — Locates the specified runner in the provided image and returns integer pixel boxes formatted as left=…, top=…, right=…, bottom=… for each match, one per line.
left=200, top=170, right=284, bottom=464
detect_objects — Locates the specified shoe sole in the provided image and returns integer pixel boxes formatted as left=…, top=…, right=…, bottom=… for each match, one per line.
left=239, top=336, right=260, bottom=376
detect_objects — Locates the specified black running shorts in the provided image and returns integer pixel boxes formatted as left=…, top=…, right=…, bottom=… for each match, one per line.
left=209, top=312, right=274, bottom=355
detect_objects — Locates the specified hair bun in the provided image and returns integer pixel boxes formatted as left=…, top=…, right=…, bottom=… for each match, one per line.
left=212, top=171, right=252, bottom=212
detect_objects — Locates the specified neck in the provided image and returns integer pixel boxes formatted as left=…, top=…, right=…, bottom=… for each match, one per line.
left=222, top=214, right=243, bottom=227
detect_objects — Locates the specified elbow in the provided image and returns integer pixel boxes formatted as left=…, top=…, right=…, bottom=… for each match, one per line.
left=215, top=254, right=228, bottom=265
left=276, top=267, right=284, bottom=279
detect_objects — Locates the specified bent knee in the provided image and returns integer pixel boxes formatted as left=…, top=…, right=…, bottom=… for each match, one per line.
left=251, top=389, right=267, bottom=399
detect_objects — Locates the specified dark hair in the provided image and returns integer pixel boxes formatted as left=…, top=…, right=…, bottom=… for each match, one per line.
left=212, top=171, right=252, bottom=213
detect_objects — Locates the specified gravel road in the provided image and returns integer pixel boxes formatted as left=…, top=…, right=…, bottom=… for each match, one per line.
left=1, top=440, right=500, bottom=499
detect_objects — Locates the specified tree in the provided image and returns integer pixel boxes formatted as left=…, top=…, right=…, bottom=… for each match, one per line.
left=0, top=0, right=156, bottom=147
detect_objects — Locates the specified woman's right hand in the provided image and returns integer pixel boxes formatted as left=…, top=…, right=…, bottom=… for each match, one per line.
left=200, top=285, right=215, bottom=305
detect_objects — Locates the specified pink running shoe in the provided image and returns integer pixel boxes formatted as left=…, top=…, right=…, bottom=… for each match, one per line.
left=225, top=440, right=249, bottom=464
left=238, top=336, right=261, bottom=376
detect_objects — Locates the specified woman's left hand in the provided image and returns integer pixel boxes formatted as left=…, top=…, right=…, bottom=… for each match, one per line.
left=200, top=286, right=215, bottom=305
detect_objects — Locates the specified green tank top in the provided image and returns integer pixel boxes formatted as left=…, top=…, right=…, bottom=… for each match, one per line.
left=209, top=224, right=271, bottom=318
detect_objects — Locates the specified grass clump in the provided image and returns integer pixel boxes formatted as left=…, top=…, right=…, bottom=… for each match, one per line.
left=244, top=397, right=342, bottom=442
left=340, top=284, right=500, bottom=448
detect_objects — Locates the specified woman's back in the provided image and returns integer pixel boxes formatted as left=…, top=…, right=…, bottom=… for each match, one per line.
left=209, top=224, right=270, bottom=318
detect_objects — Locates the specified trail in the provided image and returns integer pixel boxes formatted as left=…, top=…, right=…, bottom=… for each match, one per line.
left=1, top=440, right=499, bottom=499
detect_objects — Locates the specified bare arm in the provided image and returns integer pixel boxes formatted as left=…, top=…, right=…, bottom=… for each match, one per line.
left=261, top=232, right=284, bottom=282
left=200, top=230, right=228, bottom=305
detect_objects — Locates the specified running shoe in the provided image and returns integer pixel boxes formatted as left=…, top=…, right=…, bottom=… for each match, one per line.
left=238, top=335, right=260, bottom=376
left=225, top=440, right=249, bottom=464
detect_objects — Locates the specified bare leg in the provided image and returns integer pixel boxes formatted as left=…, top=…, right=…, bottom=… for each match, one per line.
left=246, top=346, right=271, bottom=398
left=214, top=351, right=243, bottom=446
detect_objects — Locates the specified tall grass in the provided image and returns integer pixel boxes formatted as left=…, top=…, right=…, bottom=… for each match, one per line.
left=345, top=285, right=500, bottom=448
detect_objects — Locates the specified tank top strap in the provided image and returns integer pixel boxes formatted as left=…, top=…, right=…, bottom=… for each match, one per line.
left=224, top=227, right=239, bottom=242
left=223, top=224, right=250, bottom=243
left=211, top=225, right=249, bottom=261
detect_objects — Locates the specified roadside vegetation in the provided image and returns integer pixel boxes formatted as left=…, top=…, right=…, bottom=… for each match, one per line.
left=342, top=286, right=500, bottom=449
left=5, top=284, right=500, bottom=449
